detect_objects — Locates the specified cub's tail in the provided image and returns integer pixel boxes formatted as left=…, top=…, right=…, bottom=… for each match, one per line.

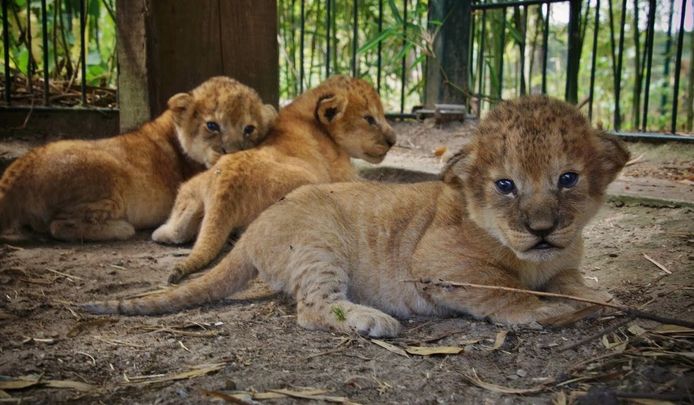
left=82, top=248, right=257, bottom=315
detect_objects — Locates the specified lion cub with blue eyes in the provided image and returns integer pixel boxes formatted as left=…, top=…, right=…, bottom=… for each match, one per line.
left=0, top=77, right=276, bottom=242
left=84, top=96, right=628, bottom=337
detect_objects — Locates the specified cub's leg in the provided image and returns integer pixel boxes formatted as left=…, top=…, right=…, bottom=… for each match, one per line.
left=291, top=253, right=401, bottom=337
left=50, top=199, right=134, bottom=241
left=152, top=176, right=205, bottom=244
left=168, top=164, right=315, bottom=284
left=415, top=265, right=576, bottom=325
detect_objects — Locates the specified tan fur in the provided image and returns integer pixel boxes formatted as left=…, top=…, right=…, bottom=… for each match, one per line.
left=152, top=75, right=396, bottom=283
left=0, top=77, right=276, bottom=241
left=84, top=96, right=629, bottom=338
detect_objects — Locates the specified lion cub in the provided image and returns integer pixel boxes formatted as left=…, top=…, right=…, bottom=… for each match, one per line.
left=0, top=77, right=276, bottom=242
left=84, top=96, right=629, bottom=337
left=152, top=75, right=396, bottom=284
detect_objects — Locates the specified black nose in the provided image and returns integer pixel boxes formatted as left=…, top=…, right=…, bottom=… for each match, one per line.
left=385, top=137, right=396, bottom=147
left=524, top=220, right=557, bottom=238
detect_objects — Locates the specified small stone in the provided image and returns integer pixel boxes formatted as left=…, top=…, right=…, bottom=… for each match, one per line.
left=224, top=379, right=237, bottom=390
left=516, top=369, right=528, bottom=377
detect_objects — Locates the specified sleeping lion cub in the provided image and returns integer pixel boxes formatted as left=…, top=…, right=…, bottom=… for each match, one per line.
left=0, top=77, right=276, bottom=241
left=152, top=75, right=396, bottom=284
left=84, top=96, right=629, bottom=337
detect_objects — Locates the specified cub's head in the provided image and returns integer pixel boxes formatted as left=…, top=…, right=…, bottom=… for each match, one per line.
left=168, top=76, right=278, bottom=167
left=444, top=96, right=629, bottom=262
left=313, top=76, right=396, bottom=163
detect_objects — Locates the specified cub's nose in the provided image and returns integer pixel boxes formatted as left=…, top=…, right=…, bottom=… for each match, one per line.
left=524, top=220, right=557, bottom=238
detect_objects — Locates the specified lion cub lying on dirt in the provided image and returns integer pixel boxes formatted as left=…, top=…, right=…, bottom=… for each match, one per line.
left=84, top=96, right=629, bottom=337
left=152, top=75, right=396, bottom=284
left=0, top=77, right=276, bottom=242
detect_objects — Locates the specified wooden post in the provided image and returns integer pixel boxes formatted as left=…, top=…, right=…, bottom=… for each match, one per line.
left=425, top=0, right=471, bottom=108
left=117, top=0, right=279, bottom=132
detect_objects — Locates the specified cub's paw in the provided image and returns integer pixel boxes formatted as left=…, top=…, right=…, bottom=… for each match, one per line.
left=167, top=268, right=186, bottom=285
left=492, top=301, right=577, bottom=325
left=341, top=305, right=402, bottom=337
left=152, top=225, right=184, bottom=244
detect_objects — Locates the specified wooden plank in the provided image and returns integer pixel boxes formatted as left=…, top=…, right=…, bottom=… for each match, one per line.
left=425, top=0, right=471, bottom=107
left=116, top=0, right=152, bottom=132
left=0, top=107, right=119, bottom=139
left=116, top=0, right=279, bottom=130
left=219, top=0, right=279, bottom=107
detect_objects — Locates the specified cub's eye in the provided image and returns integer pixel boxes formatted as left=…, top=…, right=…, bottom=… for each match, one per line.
left=364, top=115, right=376, bottom=126
left=206, top=121, right=221, bottom=132
left=495, top=179, right=516, bottom=195
left=558, top=172, right=579, bottom=188
left=243, top=125, right=256, bottom=136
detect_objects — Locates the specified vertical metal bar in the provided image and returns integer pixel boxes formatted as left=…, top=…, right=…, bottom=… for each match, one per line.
left=614, top=0, right=626, bottom=130
left=2, top=0, right=10, bottom=104
left=326, top=0, right=331, bottom=78
left=377, top=0, right=383, bottom=92
left=400, top=0, right=408, bottom=114
left=79, top=0, right=87, bottom=105
left=299, top=0, right=305, bottom=93
left=519, top=6, right=527, bottom=96
left=26, top=0, right=32, bottom=89
left=588, top=0, right=600, bottom=120
left=468, top=8, right=476, bottom=110
left=498, top=7, right=506, bottom=100
left=541, top=2, right=549, bottom=94
left=565, top=0, right=581, bottom=103
left=41, top=0, right=48, bottom=105
left=670, top=0, right=687, bottom=133
left=352, top=0, right=358, bottom=77
left=660, top=0, right=674, bottom=116
left=477, top=10, right=486, bottom=116
left=641, top=0, right=655, bottom=130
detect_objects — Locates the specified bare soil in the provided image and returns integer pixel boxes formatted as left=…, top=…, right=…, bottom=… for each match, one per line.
left=1, top=120, right=693, bottom=404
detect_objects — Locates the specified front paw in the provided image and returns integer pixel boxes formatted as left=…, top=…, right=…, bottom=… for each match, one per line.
left=152, top=225, right=182, bottom=244
left=491, top=301, right=577, bottom=325
left=344, top=306, right=402, bottom=337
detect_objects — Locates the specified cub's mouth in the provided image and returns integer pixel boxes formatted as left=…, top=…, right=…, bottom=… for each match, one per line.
left=528, top=240, right=562, bottom=251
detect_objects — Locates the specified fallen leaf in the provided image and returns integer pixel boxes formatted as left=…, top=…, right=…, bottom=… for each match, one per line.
left=461, top=369, right=549, bottom=394
left=627, top=324, right=647, bottom=336
left=270, top=388, right=357, bottom=403
left=0, top=376, right=96, bottom=392
left=492, top=330, right=507, bottom=350
left=43, top=380, right=97, bottom=391
left=433, top=146, right=447, bottom=157
left=405, top=346, right=464, bottom=356
left=128, top=362, right=227, bottom=385
left=371, top=339, right=409, bottom=358
left=652, top=324, right=694, bottom=334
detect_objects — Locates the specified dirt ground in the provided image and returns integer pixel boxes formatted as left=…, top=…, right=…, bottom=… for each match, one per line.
left=1, top=120, right=693, bottom=404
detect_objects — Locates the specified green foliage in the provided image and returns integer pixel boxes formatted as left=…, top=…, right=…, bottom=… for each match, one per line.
left=1, top=0, right=117, bottom=88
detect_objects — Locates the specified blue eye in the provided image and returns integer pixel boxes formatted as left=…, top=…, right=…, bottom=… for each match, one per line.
left=558, top=172, right=579, bottom=188
left=206, top=121, right=220, bottom=132
left=495, top=179, right=516, bottom=195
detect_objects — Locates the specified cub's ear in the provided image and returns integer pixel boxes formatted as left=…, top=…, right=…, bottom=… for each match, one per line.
left=315, top=93, right=348, bottom=126
left=441, top=143, right=475, bottom=187
left=261, top=104, right=278, bottom=128
left=595, top=130, right=630, bottom=178
left=167, top=92, right=193, bottom=114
